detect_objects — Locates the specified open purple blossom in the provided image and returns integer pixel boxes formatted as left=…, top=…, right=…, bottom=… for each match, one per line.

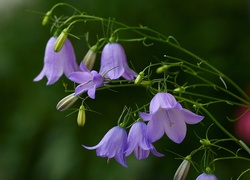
left=68, top=62, right=103, bottom=99
left=83, top=126, right=128, bottom=167
left=34, top=37, right=79, bottom=85
left=196, top=173, right=218, bottom=180
left=140, top=92, right=204, bottom=143
left=99, top=43, right=137, bottom=80
left=125, top=121, right=164, bottom=160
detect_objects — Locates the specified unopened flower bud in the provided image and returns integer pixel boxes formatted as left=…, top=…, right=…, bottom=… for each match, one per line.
left=140, top=80, right=152, bottom=87
left=173, top=87, right=185, bottom=93
left=200, top=139, right=211, bottom=146
left=156, top=65, right=168, bottom=74
left=174, top=155, right=191, bottom=180
left=42, top=11, right=52, bottom=26
left=54, top=28, right=68, bottom=52
left=77, top=105, right=86, bottom=127
left=56, top=93, right=78, bottom=111
left=83, top=46, right=97, bottom=70
left=134, top=71, right=144, bottom=85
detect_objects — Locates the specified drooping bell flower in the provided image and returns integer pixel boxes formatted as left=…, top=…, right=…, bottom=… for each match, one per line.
left=83, top=126, right=128, bottom=167
left=99, top=43, right=137, bottom=80
left=125, top=121, right=164, bottom=160
left=34, top=37, right=79, bottom=85
left=68, top=62, right=103, bottom=99
left=140, top=92, right=204, bottom=143
left=196, top=173, right=218, bottom=180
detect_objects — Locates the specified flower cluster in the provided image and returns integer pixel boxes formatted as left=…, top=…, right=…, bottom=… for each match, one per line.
left=34, top=38, right=136, bottom=99
left=34, top=3, right=250, bottom=179
left=83, top=92, right=203, bottom=167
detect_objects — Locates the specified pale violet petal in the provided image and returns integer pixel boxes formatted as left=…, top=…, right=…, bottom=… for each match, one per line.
left=147, top=114, right=165, bottom=142
left=68, top=72, right=92, bottom=84
left=180, top=108, right=204, bottom=124
left=164, top=109, right=187, bottom=143
left=140, top=112, right=152, bottom=121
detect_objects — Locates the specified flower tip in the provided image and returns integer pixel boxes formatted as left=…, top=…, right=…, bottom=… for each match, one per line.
left=54, top=28, right=68, bottom=52
left=42, top=11, right=52, bottom=26
left=134, top=71, right=144, bottom=85
left=156, top=65, right=168, bottom=74
left=83, top=47, right=97, bottom=70
left=56, top=93, right=78, bottom=111
left=77, top=105, right=86, bottom=127
left=174, top=157, right=191, bottom=180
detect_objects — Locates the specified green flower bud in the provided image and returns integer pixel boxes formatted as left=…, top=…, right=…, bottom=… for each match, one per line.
left=200, top=139, right=211, bottom=146
left=134, top=71, right=144, bottom=85
left=156, top=65, right=168, bottom=74
left=56, top=93, right=78, bottom=111
left=54, top=28, right=68, bottom=52
left=173, top=155, right=191, bottom=180
left=83, top=46, right=97, bottom=70
left=42, top=11, right=52, bottom=26
left=173, top=87, right=185, bottom=93
left=77, top=105, right=86, bottom=127
left=140, top=80, right=152, bottom=87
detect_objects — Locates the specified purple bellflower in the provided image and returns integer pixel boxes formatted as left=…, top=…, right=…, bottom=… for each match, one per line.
left=68, top=62, right=103, bottom=99
left=99, top=43, right=137, bottom=80
left=140, top=92, right=204, bottom=143
left=83, top=126, right=128, bottom=167
left=125, top=121, right=164, bottom=160
left=196, top=173, right=218, bottom=180
left=34, top=37, right=79, bottom=85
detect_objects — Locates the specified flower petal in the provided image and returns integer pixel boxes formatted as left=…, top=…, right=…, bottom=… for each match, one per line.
left=146, top=113, right=165, bottom=142
left=163, top=109, right=187, bottom=143
left=74, top=82, right=94, bottom=96
left=180, top=108, right=204, bottom=124
left=68, top=72, right=92, bottom=84
left=149, top=93, right=179, bottom=113
left=62, top=38, right=79, bottom=76
left=140, top=112, right=152, bottom=121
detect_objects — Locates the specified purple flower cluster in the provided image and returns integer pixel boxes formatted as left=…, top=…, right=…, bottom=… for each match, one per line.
left=34, top=37, right=137, bottom=99
left=34, top=37, right=204, bottom=168
left=83, top=92, right=204, bottom=167
left=84, top=122, right=164, bottom=167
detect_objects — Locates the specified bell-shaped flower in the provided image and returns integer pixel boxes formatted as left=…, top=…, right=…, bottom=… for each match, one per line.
left=140, top=92, right=204, bottom=143
left=99, top=43, right=137, bottom=80
left=125, top=121, right=164, bottom=160
left=34, top=37, right=79, bottom=85
left=68, top=62, right=103, bottom=99
left=83, top=126, right=128, bottom=167
left=196, top=173, right=218, bottom=180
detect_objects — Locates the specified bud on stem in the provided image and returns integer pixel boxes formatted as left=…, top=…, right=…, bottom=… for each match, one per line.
left=173, top=155, right=191, bottom=180
left=77, top=105, right=86, bottom=127
left=42, top=11, right=52, bottom=26
left=56, top=93, right=78, bottom=111
left=156, top=65, right=168, bottom=74
left=134, top=71, right=144, bottom=85
left=54, top=28, right=69, bottom=52
left=83, top=46, right=97, bottom=70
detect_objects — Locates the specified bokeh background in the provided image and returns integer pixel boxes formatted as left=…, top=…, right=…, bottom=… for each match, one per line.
left=1, top=0, right=250, bottom=179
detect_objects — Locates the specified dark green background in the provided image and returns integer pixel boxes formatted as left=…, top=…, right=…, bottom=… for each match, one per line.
left=1, top=0, right=250, bottom=179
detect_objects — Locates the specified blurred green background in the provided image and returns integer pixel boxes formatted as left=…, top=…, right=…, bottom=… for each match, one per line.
left=1, top=0, right=250, bottom=179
